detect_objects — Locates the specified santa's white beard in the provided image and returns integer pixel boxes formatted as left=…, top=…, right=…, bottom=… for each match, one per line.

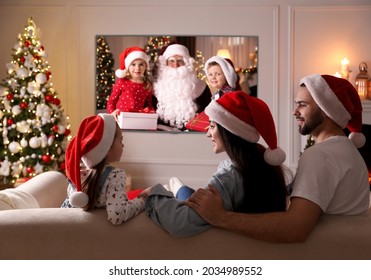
left=154, top=65, right=202, bottom=128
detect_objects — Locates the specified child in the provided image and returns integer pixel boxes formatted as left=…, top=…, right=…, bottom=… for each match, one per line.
left=145, top=91, right=291, bottom=237
left=185, top=56, right=241, bottom=132
left=61, top=113, right=148, bottom=225
left=204, top=55, right=241, bottom=100
left=107, top=47, right=154, bottom=118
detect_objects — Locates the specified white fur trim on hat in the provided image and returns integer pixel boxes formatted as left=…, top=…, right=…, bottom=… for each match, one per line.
left=205, top=100, right=260, bottom=143
left=69, top=191, right=89, bottom=208
left=82, top=113, right=116, bottom=168
left=205, top=56, right=237, bottom=88
left=300, top=74, right=351, bottom=128
left=163, top=44, right=191, bottom=60
left=124, top=50, right=149, bottom=70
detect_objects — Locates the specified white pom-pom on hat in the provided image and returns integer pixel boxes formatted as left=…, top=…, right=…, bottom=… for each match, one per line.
left=69, top=191, right=89, bottom=208
left=349, top=132, right=366, bottom=148
left=115, top=69, right=127, bottom=79
left=264, top=147, right=286, bottom=166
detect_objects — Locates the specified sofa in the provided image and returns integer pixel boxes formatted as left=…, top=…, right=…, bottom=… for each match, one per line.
left=0, top=171, right=371, bottom=260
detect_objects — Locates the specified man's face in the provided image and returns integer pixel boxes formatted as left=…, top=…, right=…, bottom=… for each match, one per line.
left=293, top=86, right=326, bottom=136
left=166, top=55, right=185, bottom=68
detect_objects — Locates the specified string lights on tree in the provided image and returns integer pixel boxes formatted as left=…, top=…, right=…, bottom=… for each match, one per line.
left=0, top=17, right=70, bottom=186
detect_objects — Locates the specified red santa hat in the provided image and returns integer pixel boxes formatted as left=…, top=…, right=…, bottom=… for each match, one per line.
left=162, top=44, right=191, bottom=60
left=205, top=56, right=238, bottom=89
left=115, top=46, right=149, bottom=78
left=65, top=113, right=116, bottom=208
left=205, top=91, right=286, bottom=165
left=300, top=74, right=366, bottom=148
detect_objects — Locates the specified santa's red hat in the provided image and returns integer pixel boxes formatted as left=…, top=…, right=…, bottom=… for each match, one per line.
left=205, top=91, right=286, bottom=165
left=162, top=44, right=191, bottom=60
left=300, top=74, right=366, bottom=148
left=115, top=46, right=149, bottom=78
left=65, top=113, right=116, bottom=208
left=205, top=56, right=238, bottom=89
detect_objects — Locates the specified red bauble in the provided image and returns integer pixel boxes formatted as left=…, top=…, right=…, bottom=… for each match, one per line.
left=41, top=154, right=52, bottom=163
left=52, top=98, right=60, bottom=106
left=45, top=95, right=54, bottom=103
left=7, top=118, right=14, bottom=126
left=52, top=125, right=59, bottom=133
left=26, top=166, right=34, bottom=174
left=19, top=57, right=25, bottom=64
left=20, top=102, right=28, bottom=109
left=45, top=71, right=51, bottom=80
left=64, top=128, right=71, bottom=136
left=59, top=162, right=66, bottom=171
left=6, top=94, right=13, bottom=100
left=24, top=41, right=30, bottom=47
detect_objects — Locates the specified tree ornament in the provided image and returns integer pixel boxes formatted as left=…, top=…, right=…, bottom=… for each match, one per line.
left=11, top=105, right=22, bottom=115
left=20, top=102, right=28, bottom=109
left=20, top=138, right=28, bottom=148
left=29, top=136, right=41, bottom=149
left=17, top=67, right=28, bottom=78
left=41, top=154, right=51, bottom=163
left=35, top=73, right=47, bottom=84
left=26, top=166, right=34, bottom=174
left=8, top=141, right=22, bottom=154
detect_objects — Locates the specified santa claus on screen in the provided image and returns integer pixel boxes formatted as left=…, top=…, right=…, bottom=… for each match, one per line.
left=153, top=44, right=211, bottom=129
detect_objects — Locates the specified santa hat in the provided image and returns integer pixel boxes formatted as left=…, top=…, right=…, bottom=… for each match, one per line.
left=65, top=113, right=116, bottom=208
left=115, top=46, right=149, bottom=78
left=205, top=56, right=237, bottom=88
left=162, top=44, right=191, bottom=60
left=300, top=74, right=366, bottom=148
left=205, top=91, right=286, bottom=165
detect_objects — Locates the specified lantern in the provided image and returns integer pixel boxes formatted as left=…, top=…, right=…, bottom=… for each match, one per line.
left=355, top=62, right=369, bottom=100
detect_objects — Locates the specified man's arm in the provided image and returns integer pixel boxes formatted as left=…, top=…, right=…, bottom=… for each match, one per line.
left=185, top=185, right=322, bottom=243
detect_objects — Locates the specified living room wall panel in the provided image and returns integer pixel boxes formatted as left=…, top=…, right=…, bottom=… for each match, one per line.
left=75, top=4, right=280, bottom=187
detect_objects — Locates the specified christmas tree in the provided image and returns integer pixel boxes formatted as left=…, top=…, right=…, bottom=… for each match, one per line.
left=95, top=36, right=115, bottom=111
left=0, top=17, right=70, bottom=186
left=144, top=36, right=173, bottom=71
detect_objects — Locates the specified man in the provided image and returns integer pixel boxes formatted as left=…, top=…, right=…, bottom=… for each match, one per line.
left=153, top=44, right=211, bottom=130
left=186, top=74, right=369, bottom=243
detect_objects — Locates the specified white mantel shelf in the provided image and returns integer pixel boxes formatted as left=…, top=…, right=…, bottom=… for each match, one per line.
left=362, top=101, right=371, bottom=125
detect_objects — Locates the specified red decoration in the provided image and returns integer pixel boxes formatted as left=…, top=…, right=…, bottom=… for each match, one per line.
left=7, top=118, right=14, bottom=126
left=19, top=57, right=25, bottom=64
left=26, top=166, right=34, bottom=174
left=20, top=102, right=28, bottom=109
left=41, top=154, right=52, bottom=163
left=52, top=98, right=61, bottom=106
left=59, top=162, right=66, bottom=171
left=45, top=71, right=51, bottom=80
left=45, top=95, right=54, bottom=103
left=52, top=125, right=59, bottom=133
left=64, top=129, right=71, bottom=136
left=24, top=41, right=30, bottom=47
left=6, top=94, right=13, bottom=101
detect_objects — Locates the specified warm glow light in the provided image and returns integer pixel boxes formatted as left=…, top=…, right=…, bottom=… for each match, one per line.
left=216, top=49, right=232, bottom=60
left=334, top=72, right=342, bottom=78
left=340, top=57, right=350, bottom=80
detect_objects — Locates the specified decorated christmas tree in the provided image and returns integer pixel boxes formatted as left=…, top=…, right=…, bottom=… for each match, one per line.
left=95, top=36, right=115, bottom=111
left=144, top=36, right=172, bottom=70
left=0, top=17, right=70, bottom=186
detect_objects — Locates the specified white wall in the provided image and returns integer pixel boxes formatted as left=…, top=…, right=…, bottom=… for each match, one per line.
left=0, top=0, right=370, bottom=188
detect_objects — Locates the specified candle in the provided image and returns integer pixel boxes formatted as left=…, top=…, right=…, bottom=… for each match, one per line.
left=341, top=57, right=350, bottom=80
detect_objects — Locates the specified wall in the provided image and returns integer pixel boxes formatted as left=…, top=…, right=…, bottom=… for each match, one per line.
left=0, top=0, right=370, bottom=188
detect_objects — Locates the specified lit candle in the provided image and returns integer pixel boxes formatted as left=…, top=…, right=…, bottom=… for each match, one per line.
left=341, top=57, right=350, bottom=80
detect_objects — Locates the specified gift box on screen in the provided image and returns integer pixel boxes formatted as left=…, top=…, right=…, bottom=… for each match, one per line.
left=118, top=112, right=158, bottom=130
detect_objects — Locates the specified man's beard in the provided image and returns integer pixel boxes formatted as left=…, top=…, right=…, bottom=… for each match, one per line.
left=298, top=107, right=325, bottom=135
left=154, top=65, right=201, bottom=128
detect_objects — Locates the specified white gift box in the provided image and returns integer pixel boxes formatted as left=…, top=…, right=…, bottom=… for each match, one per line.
left=118, top=112, right=158, bottom=130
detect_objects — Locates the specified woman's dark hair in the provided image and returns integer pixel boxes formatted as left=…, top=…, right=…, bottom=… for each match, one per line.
left=81, top=160, right=106, bottom=211
left=217, top=124, right=290, bottom=213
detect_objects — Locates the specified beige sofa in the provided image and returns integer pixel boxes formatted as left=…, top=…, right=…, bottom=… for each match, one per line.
left=0, top=171, right=371, bottom=260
